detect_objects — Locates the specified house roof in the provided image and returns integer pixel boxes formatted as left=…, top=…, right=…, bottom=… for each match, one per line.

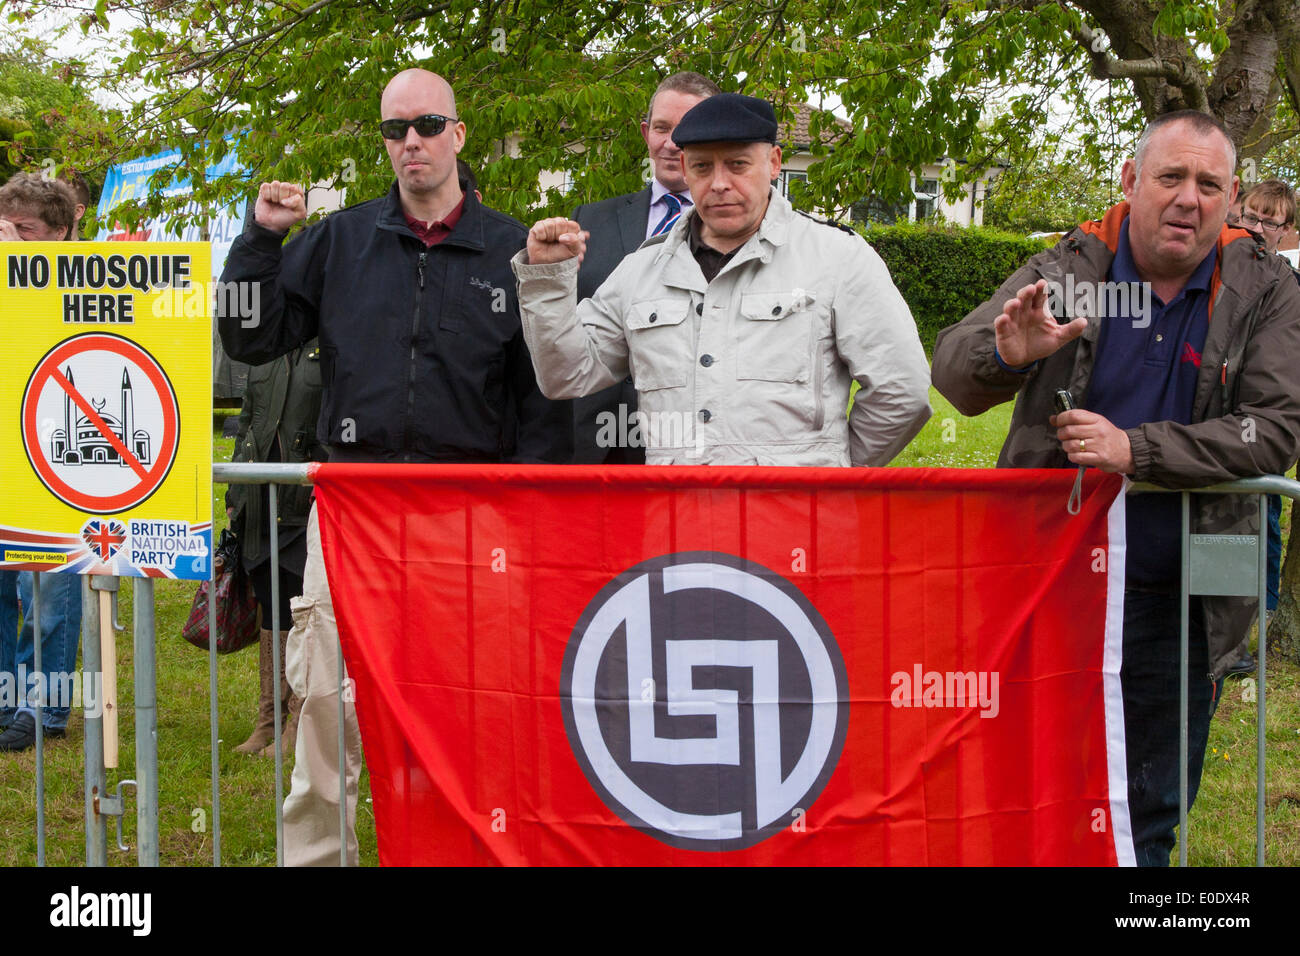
left=778, top=102, right=851, bottom=150
left=775, top=102, right=1006, bottom=171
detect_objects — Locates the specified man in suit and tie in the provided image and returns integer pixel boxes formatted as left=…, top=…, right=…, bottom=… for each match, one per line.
left=569, top=71, right=721, bottom=463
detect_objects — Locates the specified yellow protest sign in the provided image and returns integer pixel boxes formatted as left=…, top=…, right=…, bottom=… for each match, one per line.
left=1, top=242, right=212, bottom=580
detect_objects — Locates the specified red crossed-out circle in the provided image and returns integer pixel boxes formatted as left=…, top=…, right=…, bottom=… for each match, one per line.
left=21, top=332, right=180, bottom=514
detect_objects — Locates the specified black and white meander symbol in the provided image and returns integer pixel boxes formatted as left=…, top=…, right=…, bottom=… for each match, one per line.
left=560, top=551, right=850, bottom=851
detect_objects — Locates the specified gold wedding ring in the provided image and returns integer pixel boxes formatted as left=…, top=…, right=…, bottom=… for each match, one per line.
left=1078, top=439, right=1086, bottom=452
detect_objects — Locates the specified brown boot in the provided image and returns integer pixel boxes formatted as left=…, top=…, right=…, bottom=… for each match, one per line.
left=260, top=630, right=300, bottom=757
left=234, top=629, right=276, bottom=754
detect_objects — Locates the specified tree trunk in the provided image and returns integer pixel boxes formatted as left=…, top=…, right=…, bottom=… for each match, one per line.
left=1270, top=498, right=1300, bottom=664
left=1073, top=0, right=1300, bottom=151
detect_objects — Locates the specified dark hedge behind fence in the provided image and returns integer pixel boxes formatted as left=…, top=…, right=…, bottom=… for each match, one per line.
left=861, top=222, right=1050, bottom=355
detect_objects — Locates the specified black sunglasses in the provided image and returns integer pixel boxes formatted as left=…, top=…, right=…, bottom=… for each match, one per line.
left=380, top=114, right=457, bottom=140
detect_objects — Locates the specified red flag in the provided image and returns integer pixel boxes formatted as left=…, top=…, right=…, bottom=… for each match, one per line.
left=313, top=465, right=1131, bottom=866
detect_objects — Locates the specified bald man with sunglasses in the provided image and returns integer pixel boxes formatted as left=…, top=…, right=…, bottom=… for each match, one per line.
left=219, top=68, right=571, bottom=866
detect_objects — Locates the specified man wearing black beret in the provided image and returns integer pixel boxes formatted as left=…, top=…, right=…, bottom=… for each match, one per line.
left=511, top=92, right=931, bottom=466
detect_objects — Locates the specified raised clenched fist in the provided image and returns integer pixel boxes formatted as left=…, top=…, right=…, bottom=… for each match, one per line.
left=526, top=217, right=588, bottom=265
left=253, top=181, right=307, bottom=234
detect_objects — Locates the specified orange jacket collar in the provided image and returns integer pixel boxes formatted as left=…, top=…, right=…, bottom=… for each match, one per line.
left=1075, top=200, right=1257, bottom=320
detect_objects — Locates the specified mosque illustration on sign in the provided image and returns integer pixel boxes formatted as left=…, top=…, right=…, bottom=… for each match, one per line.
left=49, top=366, right=152, bottom=466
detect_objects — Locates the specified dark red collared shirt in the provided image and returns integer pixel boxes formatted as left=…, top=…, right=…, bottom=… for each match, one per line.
left=403, top=194, right=466, bottom=247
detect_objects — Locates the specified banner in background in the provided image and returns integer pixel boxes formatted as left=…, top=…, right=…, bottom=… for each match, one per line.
left=314, top=464, right=1130, bottom=865
left=96, top=144, right=246, bottom=281
left=97, top=143, right=251, bottom=402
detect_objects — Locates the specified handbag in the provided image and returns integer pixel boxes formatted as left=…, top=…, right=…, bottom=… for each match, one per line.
left=182, top=528, right=261, bottom=654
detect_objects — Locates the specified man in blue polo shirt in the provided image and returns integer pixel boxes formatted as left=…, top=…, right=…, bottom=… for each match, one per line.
left=1086, top=215, right=1216, bottom=594
left=933, top=110, right=1300, bottom=865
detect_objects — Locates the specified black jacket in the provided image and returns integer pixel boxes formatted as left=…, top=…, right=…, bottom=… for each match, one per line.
left=219, top=180, right=571, bottom=464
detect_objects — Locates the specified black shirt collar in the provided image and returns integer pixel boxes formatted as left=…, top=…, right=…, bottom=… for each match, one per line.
left=687, top=214, right=738, bottom=284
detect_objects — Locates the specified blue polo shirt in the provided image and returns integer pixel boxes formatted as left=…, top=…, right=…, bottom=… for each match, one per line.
left=1086, top=218, right=1216, bottom=588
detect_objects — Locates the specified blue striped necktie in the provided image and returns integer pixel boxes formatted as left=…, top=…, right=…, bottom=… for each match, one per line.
left=652, top=193, right=683, bottom=236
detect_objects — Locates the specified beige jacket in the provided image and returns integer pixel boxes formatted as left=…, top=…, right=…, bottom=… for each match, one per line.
left=511, top=189, right=931, bottom=466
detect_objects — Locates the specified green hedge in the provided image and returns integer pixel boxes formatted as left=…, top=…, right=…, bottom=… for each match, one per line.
left=860, top=222, right=1049, bottom=354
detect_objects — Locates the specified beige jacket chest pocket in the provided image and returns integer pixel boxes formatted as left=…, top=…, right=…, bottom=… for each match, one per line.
left=626, top=297, right=694, bottom=390
left=736, top=291, right=818, bottom=383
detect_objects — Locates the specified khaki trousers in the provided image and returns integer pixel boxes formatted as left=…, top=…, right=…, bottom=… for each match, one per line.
left=282, top=503, right=363, bottom=866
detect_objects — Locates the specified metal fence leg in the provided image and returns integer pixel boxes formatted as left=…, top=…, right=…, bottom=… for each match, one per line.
left=83, top=576, right=107, bottom=866
left=1179, top=492, right=1190, bottom=867
left=1256, top=494, right=1267, bottom=866
left=208, top=550, right=221, bottom=865
left=32, top=574, right=44, bottom=867
left=269, top=483, right=285, bottom=867
left=134, top=577, right=159, bottom=866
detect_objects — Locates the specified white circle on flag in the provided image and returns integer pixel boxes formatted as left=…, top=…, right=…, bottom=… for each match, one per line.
left=560, top=551, right=850, bottom=851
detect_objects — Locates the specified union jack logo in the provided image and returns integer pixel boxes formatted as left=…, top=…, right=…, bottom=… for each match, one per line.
left=82, top=519, right=127, bottom=561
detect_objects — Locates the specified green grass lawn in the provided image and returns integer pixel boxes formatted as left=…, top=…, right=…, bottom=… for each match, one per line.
left=0, top=393, right=1295, bottom=866
left=889, top=388, right=1012, bottom=469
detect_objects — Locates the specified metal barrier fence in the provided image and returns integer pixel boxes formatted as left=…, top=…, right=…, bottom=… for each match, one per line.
left=1130, top=473, right=1300, bottom=867
left=12, top=466, right=1299, bottom=866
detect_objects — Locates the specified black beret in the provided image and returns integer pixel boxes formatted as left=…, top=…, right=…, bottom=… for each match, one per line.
left=671, top=93, right=778, bottom=147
